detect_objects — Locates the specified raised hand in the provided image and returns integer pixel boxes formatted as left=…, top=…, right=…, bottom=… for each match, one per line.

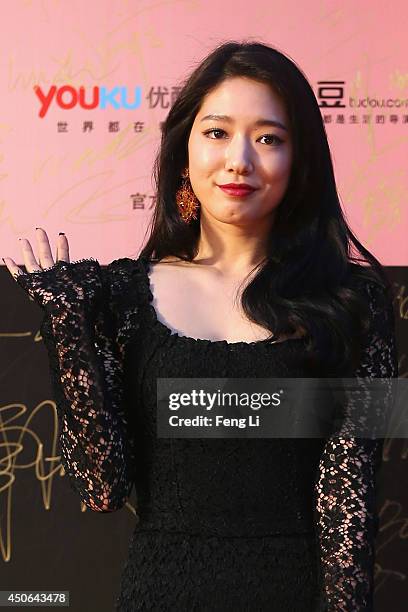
left=3, top=228, right=70, bottom=281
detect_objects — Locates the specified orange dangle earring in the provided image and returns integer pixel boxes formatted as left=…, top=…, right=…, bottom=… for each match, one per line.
left=176, top=167, right=200, bottom=224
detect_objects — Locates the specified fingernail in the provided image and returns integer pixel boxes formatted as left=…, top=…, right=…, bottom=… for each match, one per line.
left=59, top=232, right=65, bottom=235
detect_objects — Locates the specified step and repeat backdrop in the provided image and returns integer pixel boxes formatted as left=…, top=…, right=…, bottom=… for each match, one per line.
left=1, top=1, right=407, bottom=611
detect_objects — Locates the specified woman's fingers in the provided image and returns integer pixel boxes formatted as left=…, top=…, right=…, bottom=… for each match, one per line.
left=56, top=233, right=70, bottom=263
left=19, top=236, right=43, bottom=272
left=2, top=257, right=27, bottom=281
left=2, top=228, right=71, bottom=282
left=34, top=227, right=55, bottom=269
left=36, top=228, right=70, bottom=265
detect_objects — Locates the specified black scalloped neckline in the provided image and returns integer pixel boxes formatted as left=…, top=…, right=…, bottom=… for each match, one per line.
left=137, top=255, right=307, bottom=350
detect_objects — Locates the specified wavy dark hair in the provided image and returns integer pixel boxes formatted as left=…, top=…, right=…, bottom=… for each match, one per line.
left=139, top=39, right=394, bottom=375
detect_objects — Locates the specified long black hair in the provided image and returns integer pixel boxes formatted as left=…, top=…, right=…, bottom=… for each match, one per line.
left=139, top=40, right=394, bottom=375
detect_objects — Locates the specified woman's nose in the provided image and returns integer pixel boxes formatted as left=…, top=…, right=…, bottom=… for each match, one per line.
left=225, top=140, right=254, bottom=174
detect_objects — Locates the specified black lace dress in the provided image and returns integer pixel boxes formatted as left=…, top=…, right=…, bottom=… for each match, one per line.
left=15, top=255, right=398, bottom=612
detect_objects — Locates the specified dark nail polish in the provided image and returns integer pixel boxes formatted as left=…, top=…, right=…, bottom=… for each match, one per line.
left=59, top=232, right=65, bottom=235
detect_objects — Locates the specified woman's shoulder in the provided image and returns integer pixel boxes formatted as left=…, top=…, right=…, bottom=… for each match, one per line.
left=345, top=262, right=396, bottom=345
left=99, top=256, right=153, bottom=347
left=347, top=262, right=392, bottom=299
left=102, top=255, right=149, bottom=298
left=104, top=254, right=146, bottom=272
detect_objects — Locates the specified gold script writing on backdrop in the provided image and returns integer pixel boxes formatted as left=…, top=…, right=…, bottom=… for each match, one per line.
left=0, top=325, right=136, bottom=562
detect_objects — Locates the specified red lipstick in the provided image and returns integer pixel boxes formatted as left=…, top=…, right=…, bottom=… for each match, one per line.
left=217, top=183, right=258, bottom=197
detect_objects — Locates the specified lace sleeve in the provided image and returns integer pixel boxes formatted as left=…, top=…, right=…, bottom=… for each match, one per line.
left=314, top=279, right=398, bottom=611
left=15, top=258, right=138, bottom=513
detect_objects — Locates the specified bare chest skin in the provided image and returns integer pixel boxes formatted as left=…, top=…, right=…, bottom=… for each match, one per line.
left=147, top=258, right=299, bottom=344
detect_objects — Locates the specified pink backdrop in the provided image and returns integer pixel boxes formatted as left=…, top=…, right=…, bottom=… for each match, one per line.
left=1, top=0, right=407, bottom=265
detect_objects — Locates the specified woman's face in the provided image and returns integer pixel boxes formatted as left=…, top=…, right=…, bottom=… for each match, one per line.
left=187, top=76, right=293, bottom=227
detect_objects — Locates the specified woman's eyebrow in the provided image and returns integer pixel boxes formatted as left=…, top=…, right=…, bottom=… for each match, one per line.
left=200, top=114, right=288, bottom=132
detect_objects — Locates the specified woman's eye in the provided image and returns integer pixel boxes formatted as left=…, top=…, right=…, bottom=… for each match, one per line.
left=203, top=128, right=283, bottom=146
left=203, top=128, right=225, bottom=139
left=259, top=134, right=284, bottom=145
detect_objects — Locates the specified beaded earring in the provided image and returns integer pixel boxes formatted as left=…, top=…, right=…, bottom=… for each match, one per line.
left=175, top=168, right=200, bottom=224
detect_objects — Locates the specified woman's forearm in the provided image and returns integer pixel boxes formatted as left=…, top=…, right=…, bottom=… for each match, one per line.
left=44, top=301, right=135, bottom=512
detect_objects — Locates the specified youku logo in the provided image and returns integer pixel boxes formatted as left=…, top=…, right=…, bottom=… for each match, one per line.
left=34, top=85, right=142, bottom=118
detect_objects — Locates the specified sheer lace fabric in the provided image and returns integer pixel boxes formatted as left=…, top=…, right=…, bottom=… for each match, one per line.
left=314, top=280, right=397, bottom=610
left=15, top=256, right=397, bottom=611
left=17, top=259, right=137, bottom=512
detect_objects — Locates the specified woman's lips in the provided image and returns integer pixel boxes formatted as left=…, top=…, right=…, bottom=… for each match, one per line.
left=217, top=185, right=257, bottom=197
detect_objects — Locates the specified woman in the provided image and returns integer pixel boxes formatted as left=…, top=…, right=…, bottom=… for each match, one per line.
left=4, top=41, right=397, bottom=611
